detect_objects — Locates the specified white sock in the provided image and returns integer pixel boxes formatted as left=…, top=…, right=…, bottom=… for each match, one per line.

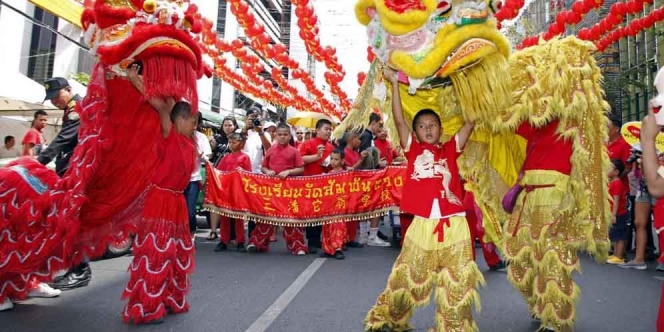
left=369, top=228, right=378, bottom=239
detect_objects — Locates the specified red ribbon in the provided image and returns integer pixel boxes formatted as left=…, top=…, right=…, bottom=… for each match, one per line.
left=433, top=218, right=451, bottom=242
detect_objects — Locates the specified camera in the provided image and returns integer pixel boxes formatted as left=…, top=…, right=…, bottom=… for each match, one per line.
left=252, top=118, right=261, bottom=127
left=626, top=148, right=642, bottom=164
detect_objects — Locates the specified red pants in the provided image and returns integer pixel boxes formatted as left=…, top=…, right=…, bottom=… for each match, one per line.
left=399, top=214, right=413, bottom=247
left=221, top=217, right=245, bottom=244
left=322, top=222, right=347, bottom=255
left=248, top=223, right=308, bottom=254
left=659, top=283, right=664, bottom=332
left=346, top=220, right=358, bottom=242
left=464, top=192, right=501, bottom=267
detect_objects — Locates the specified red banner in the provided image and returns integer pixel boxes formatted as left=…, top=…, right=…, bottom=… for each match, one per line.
left=204, top=163, right=406, bottom=226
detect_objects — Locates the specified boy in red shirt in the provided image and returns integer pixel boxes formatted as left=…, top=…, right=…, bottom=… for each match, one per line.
left=123, top=65, right=197, bottom=325
left=247, top=124, right=308, bottom=255
left=214, top=133, right=252, bottom=252
left=321, top=149, right=348, bottom=259
left=299, top=119, right=335, bottom=253
left=342, top=131, right=369, bottom=248
left=365, top=69, right=481, bottom=332
left=607, top=159, right=629, bottom=264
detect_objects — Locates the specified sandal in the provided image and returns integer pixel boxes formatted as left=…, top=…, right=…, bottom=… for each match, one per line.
left=206, top=231, right=218, bottom=241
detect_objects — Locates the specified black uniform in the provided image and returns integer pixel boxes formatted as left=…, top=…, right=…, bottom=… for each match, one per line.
left=37, top=95, right=81, bottom=177
left=39, top=93, right=91, bottom=290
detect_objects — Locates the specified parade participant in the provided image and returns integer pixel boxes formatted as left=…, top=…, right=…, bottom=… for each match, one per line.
left=299, top=119, right=335, bottom=253
left=374, top=128, right=398, bottom=165
left=294, top=128, right=305, bottom=148
left=39, top=77, right=92, bottom=291
left=123, top=65, right=196, bottom=325
left=22, top=110, right=48, bottom=156
left=342, top=130, right=368, bottom=248
left=365, top=69, right=481, bottom=332
left=209, top=116, right=239, bottom=241
left=607, top=159, right=629, bottom=265
left=321, top=149, right=348, bottom=260
left=214, top=132, right=252, bottom=252
left=638, top=106, right=664, bottom=332
left=359, top=113, right=391, bottom=247
left=463, top=190, right=506, bottom=270
left=247, top=124, right=307, bottom=255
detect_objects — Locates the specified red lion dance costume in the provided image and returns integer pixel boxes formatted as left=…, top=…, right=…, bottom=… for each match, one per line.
left=0, top=0, right=204, bottom=322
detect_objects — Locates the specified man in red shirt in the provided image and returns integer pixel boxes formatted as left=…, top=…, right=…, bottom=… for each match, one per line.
left=299, top=119, right=335, bottom=252
left=22, top=110, right=48, bottom=156
left=373, top=128, right=397, bottom=165
left=606, top=117, right=632, bottom=188
left=247, top=124, right=307, bottom=255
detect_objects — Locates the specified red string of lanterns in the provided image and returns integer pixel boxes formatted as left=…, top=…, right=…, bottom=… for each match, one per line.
left=291, top=0, right=351, bottom=112
left=518, top=0, right=605, bottom=48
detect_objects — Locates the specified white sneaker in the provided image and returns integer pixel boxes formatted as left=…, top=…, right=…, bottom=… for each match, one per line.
left=367, top=236, right=391, bottom=247
left=296, top=250, right=306, bottom=256
left=28, top=283, right=61, bottom=298
left=0, top=298, right=13, bottom=311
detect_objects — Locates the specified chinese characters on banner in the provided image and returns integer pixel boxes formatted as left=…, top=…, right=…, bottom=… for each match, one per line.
left=204, top=163, right=406, bottom=226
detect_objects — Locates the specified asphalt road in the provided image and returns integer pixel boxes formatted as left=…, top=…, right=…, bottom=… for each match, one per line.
left=1, top=227, right=660, bottom=332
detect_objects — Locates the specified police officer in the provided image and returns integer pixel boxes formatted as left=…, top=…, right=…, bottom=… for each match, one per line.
left=40, top=77, right=92, bottom=290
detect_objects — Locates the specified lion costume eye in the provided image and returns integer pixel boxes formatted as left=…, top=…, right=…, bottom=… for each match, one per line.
left=436, top=0, right=452, bottom=16
left=489, top=0, right=503, bottom=13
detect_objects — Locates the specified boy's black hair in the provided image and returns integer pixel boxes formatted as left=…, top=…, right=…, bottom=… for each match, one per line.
left=331, top=148, right=345, bottom=160
left=611, top=159, right=625, bottom=175
left=170, top=101, right=192, bottom=123
left=4, top=135, right=14, bottom=144
left=316, top=119, right=332, bottom=129
left=33, top=110, right=48, bottom=119
left=412, top=109, right=441, bottom=130
left=369, top=113, right=381, bottom=125
left=196, top=112, right=203, bottom=126
left=227, top=132, right=245, bottom=142
left=276, top=123, right=291, bottom=131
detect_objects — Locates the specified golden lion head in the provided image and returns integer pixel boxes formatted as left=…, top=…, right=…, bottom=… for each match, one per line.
left=356, top=0, right=510, bottom=83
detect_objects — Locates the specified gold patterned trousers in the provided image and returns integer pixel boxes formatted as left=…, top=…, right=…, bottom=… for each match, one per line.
left=504, top=170, right=583, bottom=332
left=365, top=216, right=484, bottom=332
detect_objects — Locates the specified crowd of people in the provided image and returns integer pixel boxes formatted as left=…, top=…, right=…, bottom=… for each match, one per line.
left=4, top=72, right=664, bottom=330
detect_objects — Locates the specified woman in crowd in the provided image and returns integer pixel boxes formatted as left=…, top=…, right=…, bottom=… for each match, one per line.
left=208, top=116, right=239, bottom=240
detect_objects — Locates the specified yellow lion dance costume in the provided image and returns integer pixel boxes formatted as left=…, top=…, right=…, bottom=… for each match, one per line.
left=339, top=0, right=612, bottom=331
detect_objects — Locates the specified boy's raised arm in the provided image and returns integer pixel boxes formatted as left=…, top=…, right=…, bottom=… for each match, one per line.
left=384, top=69, right=411, bottom=149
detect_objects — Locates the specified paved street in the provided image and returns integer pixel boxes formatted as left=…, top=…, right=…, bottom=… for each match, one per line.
left=1, top=226, right=660, bottom=332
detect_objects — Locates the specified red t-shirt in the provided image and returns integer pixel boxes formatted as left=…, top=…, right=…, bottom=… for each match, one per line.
left=151, top=127, right=196, bottom=191
left=608, top=178, right=627, bottom=216
left=374, top=138, right=395, bottom=164
left=22, top=128, right=44, bottom=156
left=216, top=151, right=252, bottom=172
left=401, top=133, right=465, bottom=218
left=262, top=143, right=304, bottom=174
left=299, top=137, right=334, bottom=176
left=607, top=135, right=632, bottom=190
left=516, top=120, right=573, bottom=175
left=344, top=146, right=361, bottom=168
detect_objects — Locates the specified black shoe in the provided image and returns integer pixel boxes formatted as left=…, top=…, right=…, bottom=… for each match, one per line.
left=308, top=246, right=318, bottom=254
left=50, top=263, right=91, bottom=290
left=489, top=260, right=507, bottom=271
left=237, top=243, right=247, bottom=252
left=377, top=231, right=389, bottom=242
left=334, top=250, right=345, bottom=260
left=346, top=241, right=364, bottom=248
left=214, top=243, right=227, bottom=252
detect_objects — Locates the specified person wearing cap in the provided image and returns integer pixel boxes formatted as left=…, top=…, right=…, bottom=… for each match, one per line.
left=37, top=77, right=82, bottom=177
left=263, top=121, right=277, bottom=143
left=38, top=77, right=91, bottom=291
